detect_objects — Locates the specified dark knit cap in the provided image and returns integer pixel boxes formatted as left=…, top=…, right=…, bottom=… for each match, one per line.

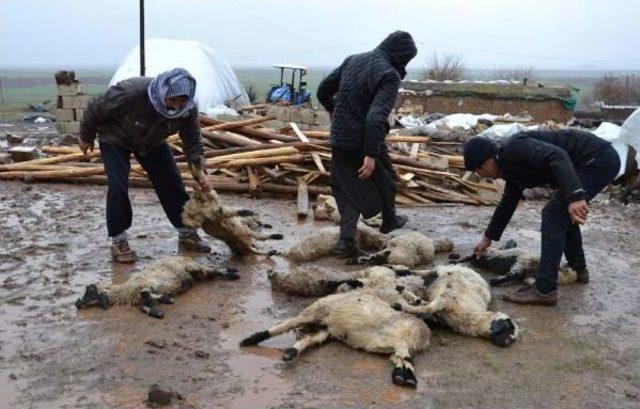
left=463, top=137, right=496, bottom=171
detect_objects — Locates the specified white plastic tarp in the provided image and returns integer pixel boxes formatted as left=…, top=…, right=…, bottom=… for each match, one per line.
left=592, top=122, right=627, bottom=178
left=399, top=113, right=498, bottom=135
left=110, top=39, right=249, bottom=115
left=477, top=123, right=539, bottom=140
left=619, top=108, right=640, bottom=169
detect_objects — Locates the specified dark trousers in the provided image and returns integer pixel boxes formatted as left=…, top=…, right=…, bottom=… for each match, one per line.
left=536, top=145, right=620, bottom=293
left=100, top=141, right=190, bottom=238
left=331, top=146, right=396, bottom=240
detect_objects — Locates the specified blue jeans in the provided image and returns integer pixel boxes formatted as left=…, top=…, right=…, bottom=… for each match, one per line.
left=100, top=141, right=189, bottom=238
left=536, top=145, right=620, bottom=294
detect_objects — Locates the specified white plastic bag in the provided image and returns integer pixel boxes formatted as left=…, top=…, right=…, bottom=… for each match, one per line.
left=592, top=122, right=627, bottom=178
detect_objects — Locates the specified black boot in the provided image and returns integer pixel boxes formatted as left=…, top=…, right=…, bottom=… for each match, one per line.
left=380, top=214, right=408, bottom=234
left=332, top=238, right=362, bottom=258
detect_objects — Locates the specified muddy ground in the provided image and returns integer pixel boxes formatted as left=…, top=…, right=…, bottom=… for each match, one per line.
left=0, top=180, right=639, bottom=409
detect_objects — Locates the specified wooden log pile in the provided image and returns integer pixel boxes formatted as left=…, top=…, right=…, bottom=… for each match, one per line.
left=0, top=114, right=503, bottom=205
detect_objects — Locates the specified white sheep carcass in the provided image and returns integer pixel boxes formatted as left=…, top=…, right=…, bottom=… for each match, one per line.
left=312, top=194, right=382, bottom=227
left=267, top=264, right=372, bottom=297
left=391, top=265, right=519, bottom=347
left=349, top=231, right=454, bottom=268
left=459, top=244, right=577, bottom=286
left=75, top=256, right=239, bottom=318
left=239, top=290, right=430, bottom=388
left=182, top=188, right=282, bottom=256
left=284, top=223, right=385, bottom=263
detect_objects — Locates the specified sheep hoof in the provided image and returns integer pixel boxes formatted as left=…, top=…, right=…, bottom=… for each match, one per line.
left=394, top=269, right=412, bottom=277
left=411, top=299, right=422, bottom=306
left=158, top=294, right=174, bottom=305
left=282, top=347, right=298, bottom=362
left=224, top=268, right=241, bottom=280
left=240, top=330, right=270, bottom=346
left=391, top=303, right=403, bottom=312
left=142, top=307, right=164, bottom=319
left=269, top=234, right=284, bottom=240
left=395, top=285, right=405, bottom=293
left=237, top=209, right=254, bottom=217
left=392, top=367, right=417, bottom=388
left=261, top=223, right=273, bottom=229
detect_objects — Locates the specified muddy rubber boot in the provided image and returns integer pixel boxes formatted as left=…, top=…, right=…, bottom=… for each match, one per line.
left=503, top=285, right=558, bottom=306
left=332, top=238, right=363, bottom=258
left=380, top=214, right=408, bottom=234
left=178, top=232, right=211, bottom=254
left=111, top=240, right=137, bottom=264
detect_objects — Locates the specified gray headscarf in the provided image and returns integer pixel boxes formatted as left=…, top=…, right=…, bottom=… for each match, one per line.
left=148, top=68, right=197, bottom=119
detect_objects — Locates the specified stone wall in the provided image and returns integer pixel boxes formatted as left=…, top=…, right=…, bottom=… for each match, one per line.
left=395, top=92, right=573, bottom=123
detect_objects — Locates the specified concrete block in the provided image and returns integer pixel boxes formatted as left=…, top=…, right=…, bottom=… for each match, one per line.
left=57, top=83, right=83, bottom=96
left=55, top=109, right=75, bottom=122
left=291, top=108, right=316, bottom=125
left=75, top=109, right=85, bottom=121
left=61, top=95, right=92, bottom=109
left=0, top=153, right=12, bottom=164
left=56, top=121, right=81, bottom=134
left=314, top=110, right=331, bottom=125
left=8, top=146, right=38, bottom=162
left=267, top=105, right=291, bottom=122
left=6, top=134, right=24, bottom=145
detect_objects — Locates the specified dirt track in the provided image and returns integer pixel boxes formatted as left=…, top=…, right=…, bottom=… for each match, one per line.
left=0, top=181, right=639, bottom=409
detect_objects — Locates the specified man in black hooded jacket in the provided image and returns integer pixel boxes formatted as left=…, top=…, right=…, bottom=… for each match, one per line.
left=317, top=30, right=417, bottom=255
left=464, top=130, right=620, bottom=306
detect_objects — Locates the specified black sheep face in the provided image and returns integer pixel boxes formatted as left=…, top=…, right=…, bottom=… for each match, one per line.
left=75, top=284, right=109, bottom=309
left=490, top=318, right=517, bottom=347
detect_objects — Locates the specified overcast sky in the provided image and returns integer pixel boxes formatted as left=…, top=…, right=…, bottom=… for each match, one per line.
left=1, top=0, right=639, bottom=70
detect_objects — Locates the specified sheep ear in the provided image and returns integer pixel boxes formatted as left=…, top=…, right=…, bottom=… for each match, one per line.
left=422, top=272, right=439, bottom=288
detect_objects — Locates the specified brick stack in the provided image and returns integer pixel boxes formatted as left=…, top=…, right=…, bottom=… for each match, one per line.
left=54, top=71, right=92, bottom=136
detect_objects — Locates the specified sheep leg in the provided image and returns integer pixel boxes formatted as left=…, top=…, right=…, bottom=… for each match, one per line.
left=248, top=231, right=284, bottom=241
left=346, top=250, right=391, bottom=266
left=139, top=289, right=165, bottom=319
left=489, top=262, right=525, bottom=286
left=392, top=298, right=445, bottom=315
left=239, top=314, right=319, bottom=346
left=282, top=330, right=330, bottom=362
left=390, top=344, right=417, bottom=388
left=394, top=285, right=424, bottom=306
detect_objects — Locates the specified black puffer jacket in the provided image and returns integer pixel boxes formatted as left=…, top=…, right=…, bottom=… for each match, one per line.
left=485, top=129, right=611, bottom=240
left=317, top=31, right=417, bottom=156
left=80, top=77, right=204, bottom=165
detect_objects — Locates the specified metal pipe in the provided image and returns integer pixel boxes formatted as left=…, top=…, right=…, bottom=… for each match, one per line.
left=139, top=0, right=145, bottom=76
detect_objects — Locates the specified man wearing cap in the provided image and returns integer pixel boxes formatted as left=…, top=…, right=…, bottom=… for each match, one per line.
left=80, top=68, right=212, bottom=263
left=463, top=130, right=620, bottom=305
left=317, top=30, right=418, bottom=256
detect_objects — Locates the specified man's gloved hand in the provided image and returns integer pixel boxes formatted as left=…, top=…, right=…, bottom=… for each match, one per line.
left=568, top=199, right=589, bottom=225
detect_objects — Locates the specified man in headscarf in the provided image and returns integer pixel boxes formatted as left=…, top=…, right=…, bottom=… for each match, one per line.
left=80, top=68, right=211, bottom=263
left=317, top=31, right=417, bottom=256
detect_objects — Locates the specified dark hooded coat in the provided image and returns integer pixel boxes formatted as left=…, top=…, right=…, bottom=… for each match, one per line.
left=317, top=30, right=417, bottom=157
left=317, top=31, right=417, bottom=218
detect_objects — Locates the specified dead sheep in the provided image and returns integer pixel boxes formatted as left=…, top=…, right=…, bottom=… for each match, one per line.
left=182, top=188, right=282, bottom=256
left=284, top=223, right=385, bottom=263
left=391, top=265, right=519, bottom=347
left=267, top=264, right=411, bottom=297
left=240, top=290, right=430, bottom=388
left=312, top=194, right=382, bottom=227
left=349, top=231, right=454, bottom=268
left=75, top=256, right=239, bottom=318
left=458, top=242, right=577, bottom=286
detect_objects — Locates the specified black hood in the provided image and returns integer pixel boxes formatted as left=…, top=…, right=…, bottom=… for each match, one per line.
left=376, top=31, right=417, bottom=79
